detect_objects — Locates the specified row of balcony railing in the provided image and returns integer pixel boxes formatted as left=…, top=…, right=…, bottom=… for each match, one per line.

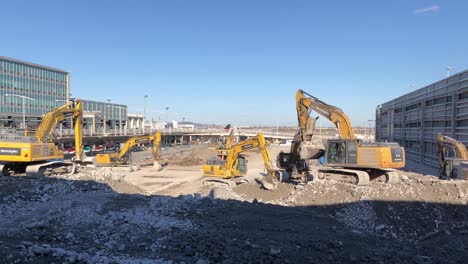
left=53, top=127, right=297, bottom=138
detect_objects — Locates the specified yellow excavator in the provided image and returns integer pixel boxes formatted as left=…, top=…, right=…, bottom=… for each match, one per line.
left=437, top=133, right=468, bottom=179
left=203, top=133, right=278, bottom=180
left=216, top=129, right=235, bottom=160
left=96, top=131, right=162, bottom=169
left=277, top=89, right=405, bottom=185
left=0, top=100, right=87, bottom=176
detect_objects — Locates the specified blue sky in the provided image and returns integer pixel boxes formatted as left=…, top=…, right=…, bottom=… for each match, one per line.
left=1, top=0, right=467, bottom=126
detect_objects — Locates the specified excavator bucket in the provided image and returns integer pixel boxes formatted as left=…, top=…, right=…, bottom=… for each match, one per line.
left=153, top=161, right=162, bottom=171
left=299, top=142, right=325, bottom=160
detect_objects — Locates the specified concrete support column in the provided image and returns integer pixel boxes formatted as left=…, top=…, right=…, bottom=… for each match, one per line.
left=103, top=116, right=106, bottom=135
left=451, top=93, right=458, bottom=138
left=419, top=102, right=425, bottom=163
left=92, top=115, right=96, bottom=136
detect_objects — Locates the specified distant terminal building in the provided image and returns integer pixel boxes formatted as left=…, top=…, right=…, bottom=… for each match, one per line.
left=376, top=70, right=468, bottom=172
left=81, top=99, right=128, bottom=132
left=0, top=56, right=69, bottom=128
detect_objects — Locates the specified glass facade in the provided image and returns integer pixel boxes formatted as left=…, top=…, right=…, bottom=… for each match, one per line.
left=0, top=56, right=69, bottom=128
left=82, top=99, right=127, bottom=128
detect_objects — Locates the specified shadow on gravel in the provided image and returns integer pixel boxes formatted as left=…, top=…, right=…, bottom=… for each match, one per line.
left=0, top=175, right=467, bottom=264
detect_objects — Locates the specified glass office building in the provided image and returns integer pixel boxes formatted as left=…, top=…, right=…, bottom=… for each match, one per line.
left=0, top=56, right=69, bottom=128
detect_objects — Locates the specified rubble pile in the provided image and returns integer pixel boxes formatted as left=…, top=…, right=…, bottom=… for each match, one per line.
left=1, top=170, right=467, bottom=263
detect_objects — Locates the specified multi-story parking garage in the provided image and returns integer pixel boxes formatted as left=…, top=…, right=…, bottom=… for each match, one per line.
left=376, top=70, right=468, bottom=173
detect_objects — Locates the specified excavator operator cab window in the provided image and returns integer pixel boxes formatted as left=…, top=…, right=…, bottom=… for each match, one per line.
left=237, top=155, right=247, bottom=175
left=327, top=141, right=346, bottom=164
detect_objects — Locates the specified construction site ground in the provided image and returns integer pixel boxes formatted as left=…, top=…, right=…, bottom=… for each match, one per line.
left=1, top=144, right=468, bottom=263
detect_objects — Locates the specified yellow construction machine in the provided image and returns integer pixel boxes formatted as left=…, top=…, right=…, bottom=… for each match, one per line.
left=216, top=129, right=235, bottom=160
left=96, top=131, right=162, bottom=169
left=277, top=89, right=405, bottom=185
left=437, top=133, right=468, bottom=179
left=203, top=133, right=278, bottom=179
left=0, top=100, right=87, bottom=176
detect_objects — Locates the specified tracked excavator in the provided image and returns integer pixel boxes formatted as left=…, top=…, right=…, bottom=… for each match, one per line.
left=96, top=131, right=162, bottom=170
left=437, top=133, right=468, bottom=179
left=216, top=129, right=235, bottom=160
left=203, top=133, right=283, bottom=189
left=277, top=89, right=405, bottom=185
left=0, top=99, right=90, bottom=176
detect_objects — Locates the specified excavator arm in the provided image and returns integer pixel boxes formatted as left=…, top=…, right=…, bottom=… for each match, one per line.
left=278, top=89, right=355, bottom=175
left=151, top=131, right=162, bottom=162
left=225, top=129, right=235, bottom=149
left=34, top=100, right=83, bottom=161
left=296, top=89, right=355, bottom=140
left=117, top=132, right=160, bottom=161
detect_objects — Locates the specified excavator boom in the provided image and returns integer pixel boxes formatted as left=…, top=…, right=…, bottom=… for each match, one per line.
left=296, top=89, right=355, bottom=140
left=216, top=129, right=235, bottom=159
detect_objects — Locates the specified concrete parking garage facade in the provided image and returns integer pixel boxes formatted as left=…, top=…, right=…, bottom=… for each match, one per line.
left=376, top=70, right=468, bottom=174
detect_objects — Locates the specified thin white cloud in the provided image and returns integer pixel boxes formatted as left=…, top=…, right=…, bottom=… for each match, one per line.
left=413, top=5, right=440, bottom=14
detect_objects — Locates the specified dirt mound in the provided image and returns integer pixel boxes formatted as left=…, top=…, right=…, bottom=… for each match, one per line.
left=165, top=156, right=205, bottom=166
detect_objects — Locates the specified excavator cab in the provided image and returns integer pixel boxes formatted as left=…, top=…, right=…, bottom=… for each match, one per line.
left=325, top=140, right=358, bottom=165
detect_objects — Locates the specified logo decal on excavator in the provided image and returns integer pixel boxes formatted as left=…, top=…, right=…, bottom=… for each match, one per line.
left=0, top=148, right=21, bottom=156
left=241, top=144, right=254, bottom=150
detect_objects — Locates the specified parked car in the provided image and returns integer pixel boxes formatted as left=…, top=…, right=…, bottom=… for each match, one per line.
left=94, top=145, right=104, bottom=152
left=83, top=146, right=91, bottom=153
left=64, top=146, right=75, bottom=154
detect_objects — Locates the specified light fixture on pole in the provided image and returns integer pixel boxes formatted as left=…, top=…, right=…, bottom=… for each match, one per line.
left=446, top=66, right=453, bottom=77
left=5, top=94, right=35, bottom=129
left=165, top=107, right=170, bottom=123
left=144, top=95, right=149, bottom=132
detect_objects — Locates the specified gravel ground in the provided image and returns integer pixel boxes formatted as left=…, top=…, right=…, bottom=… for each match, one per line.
left=1, top=170, right=468, bottom=263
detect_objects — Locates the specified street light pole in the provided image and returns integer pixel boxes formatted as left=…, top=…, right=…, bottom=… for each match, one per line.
left=144, top=95, right=149, bottom=133
left=368, top=119, right=374, bottom=142
left=120, top=108, right=123, bottom=136
left=5, top=94, right=35, bottom=129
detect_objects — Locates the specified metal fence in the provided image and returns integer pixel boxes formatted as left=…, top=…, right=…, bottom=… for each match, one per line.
left=52, top=128, right=297, bottom=138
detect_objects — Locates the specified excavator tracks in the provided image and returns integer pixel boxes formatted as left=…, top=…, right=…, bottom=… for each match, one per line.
left=317, top=167, right=370, bottom=185
left=315, top=167, right=401, bottom=186
left=385, top=171, right=400, bottom=184
left=1, top=161, right=74, bottom=177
